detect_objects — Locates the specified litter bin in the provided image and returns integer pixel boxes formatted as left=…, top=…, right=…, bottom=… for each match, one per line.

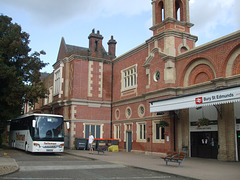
left=107, top=139, right=119, bottom=146
left=97, top=139, right=107, bottom=147
left=96, top=139, right=108, bottom=154
left=75, top=138, right=88, bottom=150
left=90, top=138, right=100, bottom=150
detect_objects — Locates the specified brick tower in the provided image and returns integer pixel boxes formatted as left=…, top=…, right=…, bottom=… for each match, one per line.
left=147, top=0, right=198, bottom=84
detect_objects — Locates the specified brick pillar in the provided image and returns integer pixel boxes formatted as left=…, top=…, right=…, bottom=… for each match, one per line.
left=70, top=121, right=76, bottom=149
left=218, top=103, right=236, bottom=161
left=177, top=109, right=189, bottom=153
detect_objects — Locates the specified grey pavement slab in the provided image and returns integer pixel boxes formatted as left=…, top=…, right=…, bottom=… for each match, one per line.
left=65, top=149, right=240, bottom=180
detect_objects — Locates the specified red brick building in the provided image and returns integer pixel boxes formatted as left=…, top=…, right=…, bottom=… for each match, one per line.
left=28, top=0, right=240, bottom=161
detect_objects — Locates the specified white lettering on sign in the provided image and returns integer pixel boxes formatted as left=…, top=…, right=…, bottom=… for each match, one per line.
left=195, top=91, right=240, bottom=104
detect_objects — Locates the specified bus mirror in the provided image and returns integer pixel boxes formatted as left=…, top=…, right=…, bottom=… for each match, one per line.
left=32, top=120, right=36, bottom=128
left=66, top=122, right=70, bottom=130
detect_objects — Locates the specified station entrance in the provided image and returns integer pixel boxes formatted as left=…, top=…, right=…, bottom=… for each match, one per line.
left=191, top=131, right=218, bottom=159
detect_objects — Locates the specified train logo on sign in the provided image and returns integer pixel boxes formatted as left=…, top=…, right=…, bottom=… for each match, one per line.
left=195, top=97, right=203, bottom=104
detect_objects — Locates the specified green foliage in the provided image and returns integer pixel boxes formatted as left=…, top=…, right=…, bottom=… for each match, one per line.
left=158, top=120, right=169, bottom=128
left=196, top=118, right=209, bottom=127
left=0, top=15, right=48, bottom=131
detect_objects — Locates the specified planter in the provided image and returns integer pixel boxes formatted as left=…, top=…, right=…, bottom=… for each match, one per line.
left=196, top=118, right=209, bottom=127
left=158, top=120, right=169, bottom=128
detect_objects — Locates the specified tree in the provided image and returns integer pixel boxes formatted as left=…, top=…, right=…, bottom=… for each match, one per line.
left=0, top=15, right=48, bottom=133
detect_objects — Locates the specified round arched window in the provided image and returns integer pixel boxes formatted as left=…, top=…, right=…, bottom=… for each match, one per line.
left=138, top=104, right=145, bottom=118
left=125, top=107, right=132, bottom=119
left=154, top=71, right=160, bottom=82
left=115, top=109, right=120, bottom=120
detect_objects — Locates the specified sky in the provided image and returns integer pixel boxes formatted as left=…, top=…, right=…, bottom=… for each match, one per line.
left=0, top=0, right=239, bottom=73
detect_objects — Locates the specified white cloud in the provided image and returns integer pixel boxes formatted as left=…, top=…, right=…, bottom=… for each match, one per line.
left=189, top=0, right=195, bottom=4
left=0, top=0, right=95, bottom=25
left=99, top=0, right=150, bottom=17
left=189, top=0, right=238, bottom=45
left=1, top=0, right=239, bottom=73
left=233, top=0, right=240, bottom=28
left=0, top=0, right=151, bottom=26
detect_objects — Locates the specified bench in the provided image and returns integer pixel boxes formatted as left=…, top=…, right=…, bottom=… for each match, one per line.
left=162, top=151, right=186, bottom=167
left=97, top=145, right=108, bottom=155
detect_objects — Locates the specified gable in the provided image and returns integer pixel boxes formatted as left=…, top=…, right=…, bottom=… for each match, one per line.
left=57, top=37, right=68, bottom=61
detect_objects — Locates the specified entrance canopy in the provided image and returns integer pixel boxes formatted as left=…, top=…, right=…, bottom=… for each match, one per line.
left=150, top=85, right=240, bottom=113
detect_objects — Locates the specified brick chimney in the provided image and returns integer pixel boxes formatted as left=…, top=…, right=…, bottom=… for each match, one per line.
left=88, top=29, right=103, bottom=58
left=108, top=35, right=117, bottom=58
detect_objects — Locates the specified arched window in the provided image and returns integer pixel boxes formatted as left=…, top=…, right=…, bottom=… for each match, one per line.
left=175, top=0, right=183, bottom=21
left=177, top=8, right=180, bottom=21
left=180, top=46, right=188, bottom=53
left=156, top=1, right=164, bottom=24
left=160, top=1, right=164, bottom=22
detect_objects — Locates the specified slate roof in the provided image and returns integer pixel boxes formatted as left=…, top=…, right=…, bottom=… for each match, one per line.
left=65, top=44, right=89, bottom=54
left=57, top=36, right=111, bottom=62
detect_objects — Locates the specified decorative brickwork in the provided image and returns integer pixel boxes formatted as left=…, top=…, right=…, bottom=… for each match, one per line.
left=88, top=61, right=93, bottom=97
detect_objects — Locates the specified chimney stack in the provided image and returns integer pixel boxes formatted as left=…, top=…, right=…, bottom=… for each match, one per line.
left=108, top=35, right=117, bottom=58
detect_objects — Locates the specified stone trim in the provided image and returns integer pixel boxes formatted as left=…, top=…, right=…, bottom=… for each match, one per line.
left=113, top=43, right=148, bottom=64
left=150, top=17, right=194, bottom=31
left=113, top=30, right=198, bottom=65
left=136, top=121, right=147, bottom=143
left=98, top=62, right=103, bottom=98
left=113, top=115, right=169, bottom=124
left=226, top=46, right=240, bottom=77
left=88, top=61, right=93, bottom=97
left=138, top=104, right=145, bottom=118
left=53, top=63, right=64, bottom=98
left=183, top=58, right=216, bottom=87
left=177, top=30, right=240, bottom=60
left=146, top=30, right=198, bottom=45
left=70, top=119, right=110, bottom=124
left=71, top=105, right=76, bottom=120
left=115, top=108, right=120, bottom=120
left=112, top=77, right=240, bottom=107
left=53, top=55, right=112, bottom=68
left=51, top=98, right=111, bottom=108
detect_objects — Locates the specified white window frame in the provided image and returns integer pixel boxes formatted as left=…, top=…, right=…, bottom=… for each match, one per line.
left=121, top=64, right=137, bottom=92
left=136, top=122, right=146, bottom=142
left=44, top=95, right=48, bottom=105
left=54, top=69, right=60, bottom=95
left=53, top=64, right=63, bottom=98
left=152, top=121, right=165, bottom=143
left=125, top=106, right=132, bottom=119
left=138, top=104, right=145, bottom=118
left=124, top=123, right=133, bottom=142
left=83, top=123, right=103, bottom=139
left=48, top=87, right=53, bottom=103
left=114, top=124, right=121, bottom=140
